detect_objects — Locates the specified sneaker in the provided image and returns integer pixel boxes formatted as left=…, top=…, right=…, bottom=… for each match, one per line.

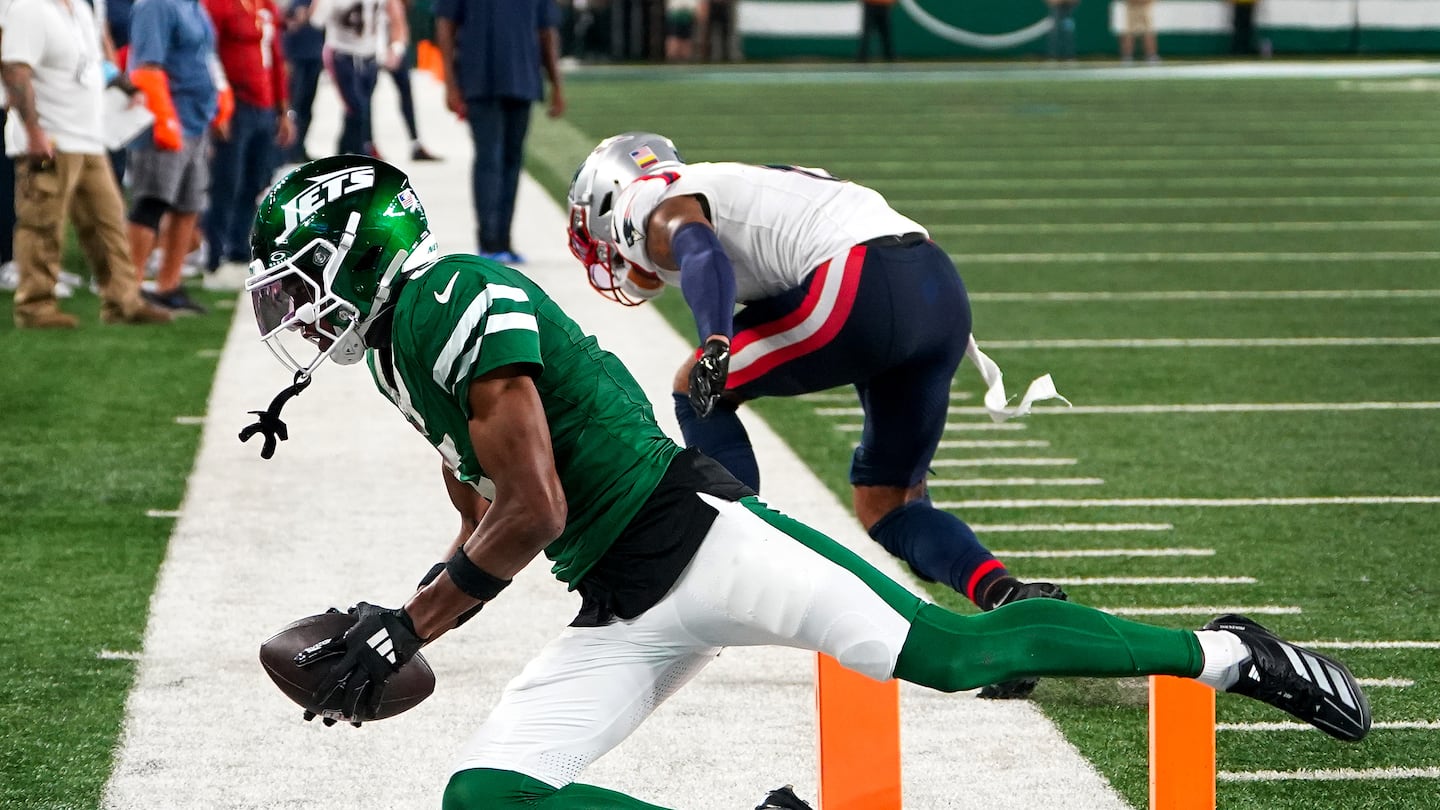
left=54, top=279, right=75, bottom=299
left=480, top=250, right=525, bottom=265
left=14, top=309, right=79, bottom=329
left=0, top=261, right=17, bottom=291
left=755, top=785, right=813, bottom=810
left=1202, top=614, right=1371, bottom=742
left=977, top=581, right=1069, bottom=700
left=411, top=143, right=442, bottom=161
left=101, top=301, right=174, bottom=325
left=143, top=286, right=207, bottom=316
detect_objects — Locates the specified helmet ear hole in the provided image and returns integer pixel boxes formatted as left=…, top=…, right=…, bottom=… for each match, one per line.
left=597, top=191, right=613, bottom=217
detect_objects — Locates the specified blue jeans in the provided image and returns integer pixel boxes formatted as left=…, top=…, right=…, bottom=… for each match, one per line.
left=328, top=51, right=378, bottom=155
left=1048, top=2, right=1078, bottom=60
left=465, top=97, right=531, bottom=253
left=203, top=101, right=278, bottom=267
left=288, top=57, right=324, bottom=160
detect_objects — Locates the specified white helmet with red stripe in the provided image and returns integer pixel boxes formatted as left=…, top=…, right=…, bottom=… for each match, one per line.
left=566, top=132, right=683, bottom=305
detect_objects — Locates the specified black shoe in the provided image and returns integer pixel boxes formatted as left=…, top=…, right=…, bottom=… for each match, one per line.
left=977, top=581, right=1069, bottom=700
left=755, top=785, right=813, bottom=810
left=1202, top=614, right=1371, bottom=742
left=411, top=144, right=442, bottom=161
left=143, top=286, right=207, bottom=316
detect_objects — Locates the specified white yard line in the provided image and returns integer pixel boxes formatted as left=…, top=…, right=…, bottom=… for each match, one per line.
left=1043, top=576, right=1257, bottom=585
left=952, top=402, right=1440, bottom=416
left=930, top=477, right=1106, bottom=487
left=1098, top=605, right=1299, bottom=616
left=893, top=196, right=1440, bottom=209
left=942, top=496, right=1440, bottom=509
left=979, top=522, right=1173, bottom=533
left=938, top=440, right=1050, bottom=449
left=996, top=548, right=1212, bottom=559
left=932, top=220, right=1437, bottom=234
left=954, top=251, right=1440, bottom=263
left=1220, top=720, right=1439, bottom=732
left=143, top=510, right=181, bottom=519
left=980, top=337, right=1440, bottom=349
left=1357, top=679, right=1416, bottom=688
left=931, top=457, right=1078, bottom=467
left=172, top=416, right=205, bottom=425
left=1301, top=641, right=1440, bottom=650
left=970, top=289, right=1440, bottom=302
left=832, top=421, right=1028, bottom=431
left=1219, top=766, right=1440, bottom=783
left=884, top=176, right=1437, bottom=190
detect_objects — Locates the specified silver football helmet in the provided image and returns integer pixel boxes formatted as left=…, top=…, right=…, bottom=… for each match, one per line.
left=566, top=132, right=683, bottom=305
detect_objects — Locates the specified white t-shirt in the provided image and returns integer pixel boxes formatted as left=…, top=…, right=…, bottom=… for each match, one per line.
left=610, top=162, right=926, bottom=302
left=1, top=0, right=106, bottom=156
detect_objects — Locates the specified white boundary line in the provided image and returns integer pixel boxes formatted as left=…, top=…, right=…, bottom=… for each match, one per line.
left=949, top=402, right=1440, bottom=416
left=1044, top=576, right=1257, bottom=585
left=932, top=220, right=1438, bottom=234
left=980, top=337, right=1440, bottom=349
left=976, top=522, right=1172, bottom=533
left=970, top=289, right=1440, bottom=302
left=938, top=440, right=1050, bottom=449
left=1301, top=640, right=1440, bottom=650
left=832, top=421, right=1028, bottom=431
left=930, top=477, right=1106, bottom=487
left=886, top=176, right=1439, bottom=190
left=955, top=251, right=1440, bottom=263
left=1357, top=679, right=1416, bottom=688
left=942, top=496, right=1440, bottom=508
left=995, top=548, right=1213, bottom=558
left=931, top=457, right=1077, bottom=467
left=1221, top=720, right=1440, bottom=732
left=1219, top=766, right=1440, bottom=783
left=1098, top=605, right=1299, bottom=616
left=894, top=196, right=1440, bottom=209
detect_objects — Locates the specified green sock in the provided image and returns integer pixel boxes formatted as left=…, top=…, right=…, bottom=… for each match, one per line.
left=444, top=768, right=673, bottom=810
left=893, top=599, right=1204, bottom=691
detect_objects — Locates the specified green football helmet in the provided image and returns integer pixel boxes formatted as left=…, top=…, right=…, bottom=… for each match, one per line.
left=246, top=155, right=439, bottom=375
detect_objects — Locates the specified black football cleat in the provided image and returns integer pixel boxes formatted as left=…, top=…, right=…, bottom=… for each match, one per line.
left=754, top=785, right=813, bottom=810
left=1203, top=614, right=1371, bottom=742
left=978, top=581, right=1069, bottom=699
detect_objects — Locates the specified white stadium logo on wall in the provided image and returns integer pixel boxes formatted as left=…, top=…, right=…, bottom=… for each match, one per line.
left=898, top=0, right=1052, bottom=49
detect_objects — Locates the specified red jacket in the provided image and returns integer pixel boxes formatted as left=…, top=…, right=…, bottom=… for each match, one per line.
left=203, top=0, right=289, bottom=111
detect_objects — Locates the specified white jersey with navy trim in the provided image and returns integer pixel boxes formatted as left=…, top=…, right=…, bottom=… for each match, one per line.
left=311, top=0, right=385, bottom=57
left=609, top=162, right=926, bottom=302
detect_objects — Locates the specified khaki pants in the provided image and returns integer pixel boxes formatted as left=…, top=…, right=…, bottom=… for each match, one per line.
left=13, top=151, right=146, bottom=321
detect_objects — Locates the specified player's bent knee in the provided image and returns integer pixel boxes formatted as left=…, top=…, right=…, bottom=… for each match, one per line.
left=834, top=637, right=896, bottom=682
left=443, top=767, right=555, bottom=809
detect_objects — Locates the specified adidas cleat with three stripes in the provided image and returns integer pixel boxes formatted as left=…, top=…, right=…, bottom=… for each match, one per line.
left=1203, top=614, right=1372, bottom=742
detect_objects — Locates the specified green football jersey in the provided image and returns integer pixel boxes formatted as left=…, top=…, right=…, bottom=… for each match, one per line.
left=367, top=254, right=682, bottom=586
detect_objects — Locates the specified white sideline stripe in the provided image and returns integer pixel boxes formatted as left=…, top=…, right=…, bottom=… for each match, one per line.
left=950, top=402, right=1440, bottom=416
left=173, top=416, right=205, bottom=425
left=1302, top=640, right=1440, bottom=650
left=1219, top=766, right=1440, bottom=783
left=895, top=196, right=1440, bottom=209
left=944, top=496, right=1440, bottom=509
left=886, top=176, right=1440, bottom=190
left=829, top=423, right=1031, bottom=429
left=799, top=390, right=974, bottom=402
left=1099, top=605, right=1299, bottom=616
left=97, top=650, right=143, bottom=661
left=145, top=510, right=181, bottom=519
left=978, top=522, right=1173, bottom=533
left=971, top=289, right=1440, bottom=303
left=981, top=337, right=1440, bottom=349
left=1358, top=678, right=1417, bottom=688
left=996, top=548, right=1214, bottom=559
left=931, top=220, right=1438, bottom=235
left=1220, top=720, right=1439, bottom=732
left=938, top=440, right=1050, bottom=449
left=930, top=457, right=1077, bottom=467
left=954, top=251, right=1440, bottom=264
left=930, top=477, right=1106, bottom=487
left=1044, top=576, right=1257, bottom=585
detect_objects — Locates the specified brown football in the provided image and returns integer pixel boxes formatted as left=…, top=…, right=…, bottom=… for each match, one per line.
left=259, top=611, right=435, bottom=721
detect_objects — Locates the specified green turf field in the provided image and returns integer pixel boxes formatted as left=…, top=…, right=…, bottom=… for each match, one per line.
left=6, top=65, right=1439, bottom=809
left=527, top=66, right=1440, bottom=808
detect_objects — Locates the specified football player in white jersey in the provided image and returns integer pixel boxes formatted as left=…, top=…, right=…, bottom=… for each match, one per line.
left=309, top=0, right=406, bottom=156
left=567, top=133, right=1071, bottom=697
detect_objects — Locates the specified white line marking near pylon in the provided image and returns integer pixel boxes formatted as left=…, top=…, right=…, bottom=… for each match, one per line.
left=174, top=416, right=205, bottom=425
left=1044, top=576, right=1256, bottom=586
left=799, top=391, right=973, bottom=402
left=976, top=522, right=1173, bottom=533
left=932, top=220, right=1438, bottom=235
left=1097, top=605, right=1298, bottom=616
left=931, top=458, right=1077, bottom=467
left=833, top=422, right=1028, bottom=432
left=1219, top=720, right=1439, bottom=732
left=947, top=401, right=1440, bottom=416
left=1357, top=678, right=1416, bottom=688
left=980, top=337, right=1440, bottom=349
left=938, top=440, right=1051, bottom=449
left=146, top=510, right=182, bottom=519
left=938, top=496, right=1440, bottom=509
left=930, top=478, right=1106, bottom=488
left=957, top=251, right=1440, bottom=264
left=1300, top=640, right=1440, bottom=650
left=98, top=650, right=143, bottom=661
left=1219, top=766, right=1440, bottom=783
left=970, top=289, right=1440, bottom=303
left=894, top=196, right=1440, bottom=210
left=995, top=548, right=1212, bottom=559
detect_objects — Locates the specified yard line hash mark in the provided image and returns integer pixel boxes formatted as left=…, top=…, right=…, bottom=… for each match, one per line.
left=941, top=496, right=1440, bottom=509
left=976, top=522, right=1173, bottom=533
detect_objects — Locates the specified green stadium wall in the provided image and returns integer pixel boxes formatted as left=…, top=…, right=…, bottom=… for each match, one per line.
left=737, top=0, right=1440, bottom=58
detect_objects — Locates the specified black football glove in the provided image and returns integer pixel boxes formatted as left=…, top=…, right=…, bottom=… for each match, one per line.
left=293, top=602, right=423, bottom=726
left=688, top=338, right=731, bottom=418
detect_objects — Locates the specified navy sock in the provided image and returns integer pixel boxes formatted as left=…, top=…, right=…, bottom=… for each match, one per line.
left=867, top=499, right=1008, bottom=608
left=673, top=393, right=761, bottom=491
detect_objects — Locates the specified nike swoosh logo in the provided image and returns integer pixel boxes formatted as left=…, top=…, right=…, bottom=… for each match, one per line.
left=433, top=274, right=458, bottom=304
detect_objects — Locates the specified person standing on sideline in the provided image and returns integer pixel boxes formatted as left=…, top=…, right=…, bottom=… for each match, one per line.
left=242, top=156, right=1370, bottom=810
left=124, top=0, right=229, bottom=315
left=434, top=0, right=563, bottom=263
left=1231, top=0, right=1259, bottom=54
left=379, top=0, right=439, bottom=161
left=566, top=133, right=1075, bottom=698
left=1120, top=0, right=1158, bottom=63
left=200, top=0, right=295, bottom=290
left=281, top=0, right=323, bottom=163
left=310, top=0, right=407, bottom=157
left=664, top=0, right=699, bottom=62
left=855, top=0, right=895, bottom=63
left=1045, top=0, right=1079, bottom=62
left=2, top=0, right=171, bottom=327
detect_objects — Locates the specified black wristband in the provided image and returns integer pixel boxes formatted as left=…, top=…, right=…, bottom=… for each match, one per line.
left=445, top=548, right=512, bottom=602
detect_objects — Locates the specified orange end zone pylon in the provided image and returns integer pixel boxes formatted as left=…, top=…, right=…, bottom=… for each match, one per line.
left=815, top=654, right=902, bottom=810
left=1149, top=675, right=1216, bottom=810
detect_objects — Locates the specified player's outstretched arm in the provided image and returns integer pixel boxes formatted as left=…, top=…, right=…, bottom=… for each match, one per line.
left=405, top=366, right=567, bottom=640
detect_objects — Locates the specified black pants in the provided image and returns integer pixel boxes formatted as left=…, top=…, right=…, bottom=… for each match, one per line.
left=857, top=4, right=894, bottom=62
left=0, top=108, right=15, bottom=263
left=1232, top=3, right=1257, bottom=54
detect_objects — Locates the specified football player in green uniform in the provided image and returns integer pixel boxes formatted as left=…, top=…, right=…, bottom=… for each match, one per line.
left=243, top=156, right=1371, bottom=810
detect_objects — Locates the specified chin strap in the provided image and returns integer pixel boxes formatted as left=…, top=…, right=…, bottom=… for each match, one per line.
left=239, top=370, right=313, bottom=459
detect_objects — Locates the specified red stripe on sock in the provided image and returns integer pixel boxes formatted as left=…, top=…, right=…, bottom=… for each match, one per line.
left=965, top=558, right=1006, bottom=603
